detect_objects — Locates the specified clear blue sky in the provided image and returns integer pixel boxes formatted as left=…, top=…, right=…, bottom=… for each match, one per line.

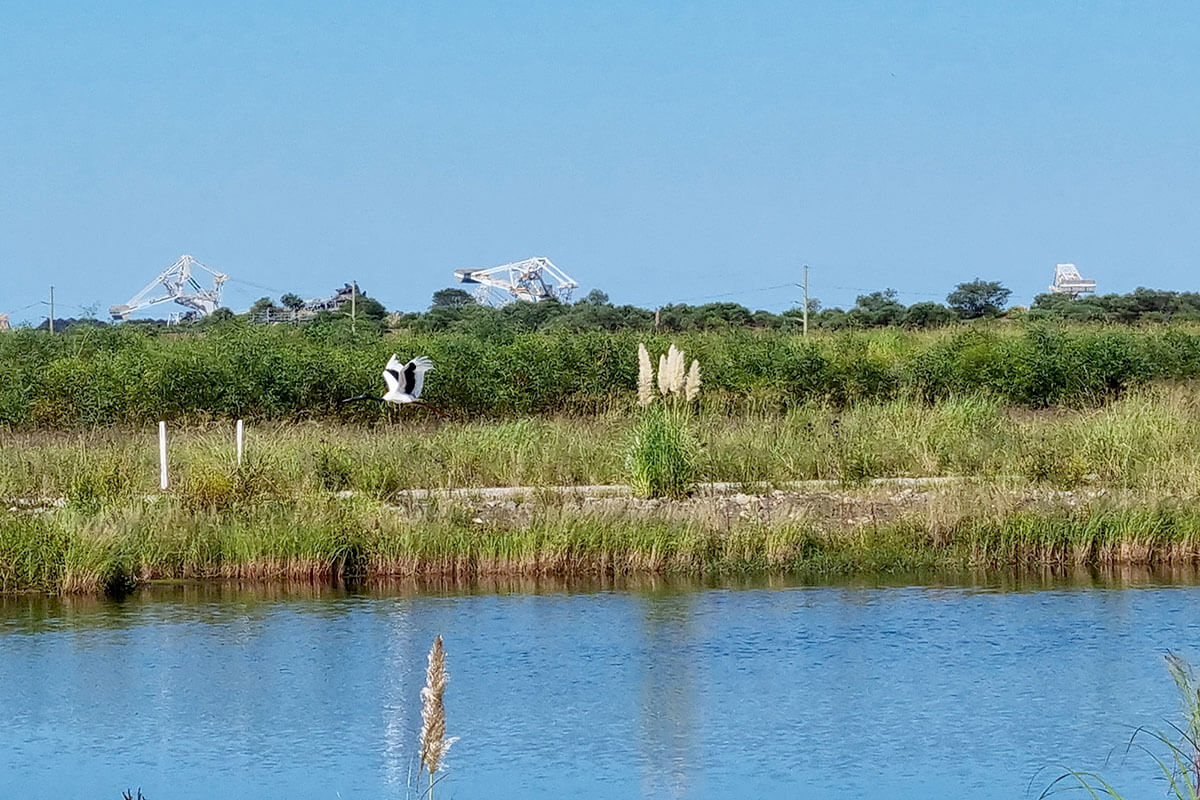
left=2, top=1, right=1198, bottom=321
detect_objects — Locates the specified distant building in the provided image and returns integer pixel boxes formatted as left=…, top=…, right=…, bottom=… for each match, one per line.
left=1048, top=263, right=1097, bottom=298
left=303, top=282, right=361, bottom=313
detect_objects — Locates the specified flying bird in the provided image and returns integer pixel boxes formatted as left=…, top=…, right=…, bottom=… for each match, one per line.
left=341, top=355, right=448, bottom=417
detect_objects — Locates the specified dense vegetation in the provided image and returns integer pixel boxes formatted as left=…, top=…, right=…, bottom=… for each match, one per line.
left=3, top=322, right=1200, bottom=426
left=31, top=280, right=1200, bottom=338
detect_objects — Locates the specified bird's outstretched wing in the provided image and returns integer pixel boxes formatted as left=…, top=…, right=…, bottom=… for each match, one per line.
left=383, top=354, right=403, bottom=394
left=403, top=356, right=434, bottom=399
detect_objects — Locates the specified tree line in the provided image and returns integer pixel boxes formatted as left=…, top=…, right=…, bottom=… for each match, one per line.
left=25, top=279, right=1200, bottom=336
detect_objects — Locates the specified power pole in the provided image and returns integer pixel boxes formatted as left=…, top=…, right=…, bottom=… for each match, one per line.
left=802, top=265, right=809, bottom=338
left=49, top=285, right=55, bottom=334
left=351, top=281, right=357, bottom=334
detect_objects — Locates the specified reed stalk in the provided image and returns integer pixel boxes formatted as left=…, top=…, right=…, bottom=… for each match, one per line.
left=1043, top=653, right=1200, bottom=799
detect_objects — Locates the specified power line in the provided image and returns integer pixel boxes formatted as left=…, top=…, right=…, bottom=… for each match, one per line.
left=633, top=283, right=794, bottom=309
left=226, top=276, right=288, bottom=296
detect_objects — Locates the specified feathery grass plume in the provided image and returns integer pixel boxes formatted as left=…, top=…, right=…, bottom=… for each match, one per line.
left=685, top=358, right=701, bottom=402
left=671, top=344, right=688, bottom=395
left=419, top=635, right=458, bottom=799
left=657, top=353, right=670, bottom=396
left=637, top=343, right=654, bottom=407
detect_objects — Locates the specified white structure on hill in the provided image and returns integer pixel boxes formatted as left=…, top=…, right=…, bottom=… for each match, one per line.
left=454, top=257, right=578, bottom=305
left=110, top=255, right=228, bottom=320
left=1048, top=263, right=1096, bottom=298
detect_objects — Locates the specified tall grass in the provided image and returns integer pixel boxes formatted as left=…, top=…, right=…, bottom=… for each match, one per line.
left=7, top=385, right=1200, bottom=500
left=6, top=323, right=1200, bottom=425
left=4, top=487, right=1200, bottom=594
left=627, top=403, right=701, bottom=499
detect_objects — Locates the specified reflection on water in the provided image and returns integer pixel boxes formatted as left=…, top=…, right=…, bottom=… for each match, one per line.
left=637, top=589, right=698, bottom=799
left=5, top=565, right=1199, bottom=637
left=1, top=570, right=1200, bottom=799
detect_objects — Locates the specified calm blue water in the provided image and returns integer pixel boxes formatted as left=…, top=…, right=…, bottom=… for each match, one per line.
left=2, top=575, right=1199, bottom=799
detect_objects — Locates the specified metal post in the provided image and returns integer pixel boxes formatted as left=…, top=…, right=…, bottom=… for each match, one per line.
left=236, top=419, right=244, bottom=466
left=158, top=421, right=168, bottom=490
left=49, top=286, right=54, bottom=334
left=802, top=265, right=809, bottom=338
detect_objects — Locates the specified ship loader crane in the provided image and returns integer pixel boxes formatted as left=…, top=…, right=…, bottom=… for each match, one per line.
left=454, top=257, right=578, bottom=305
left=110, top=255, right=229, bottom=321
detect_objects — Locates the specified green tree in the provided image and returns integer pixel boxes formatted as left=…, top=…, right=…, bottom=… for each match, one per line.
left=431, top=288, right=475, bottom=309
left=354, top=296, right=387, bottom=321
left=847, top=289, right=905, bottom=327
left=902, top=301, right=956, bottom=328
left=947, top=279, right=1011, bottom=319
left=581, top=289, right=610, bottom=305
left=250, top=297, right=276, bottom=315
left=280, top=293, right=305, bottom=312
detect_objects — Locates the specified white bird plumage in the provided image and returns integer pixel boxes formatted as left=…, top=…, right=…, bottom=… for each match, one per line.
left=340, top=354, right=449, bottom=418
left=382, top=354, right=433, bottom=404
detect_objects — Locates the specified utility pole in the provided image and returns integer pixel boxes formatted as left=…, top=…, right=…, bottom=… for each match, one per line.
left=351, top=281, right=357, bottom=334
left=802, top=265, right=809, bottom=338
left=49, top=286, right=55, bottom=334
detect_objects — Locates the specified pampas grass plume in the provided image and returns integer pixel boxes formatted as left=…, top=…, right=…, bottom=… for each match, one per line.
left=637, top=343, right=654, bottom=407
left=685, top=358, right=701, bottom=401
left=666, top=344, right=685, bottom=395
left=657, top=353, right=670, bottom=396
left=419, top=635, right=458, bottom=795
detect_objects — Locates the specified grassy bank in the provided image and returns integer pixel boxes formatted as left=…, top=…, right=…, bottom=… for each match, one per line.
left=7, top=381, right=1200, bottom=594
left=4, top=486, right=1200, bottom=594
left=6, top=385, right=1200, bottom=500
left=5, top=323, right=1200, bottom=425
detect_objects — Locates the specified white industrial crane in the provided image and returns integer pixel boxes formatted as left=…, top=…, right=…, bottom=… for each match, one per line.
left=1048, top=263, right=1096, bottom=298
left=109, top=255, right=229, bottom=321
left=454, top=257, right=579, bottom=305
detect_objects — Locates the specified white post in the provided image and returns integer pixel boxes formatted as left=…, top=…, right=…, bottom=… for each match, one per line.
left=236, top=419, right=244, bottom=466
left=158, top=421, right=168, bottom=490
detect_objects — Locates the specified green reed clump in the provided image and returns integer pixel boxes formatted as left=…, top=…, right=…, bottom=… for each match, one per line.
left=0, top=514, right=69, bottom=592
left=627, top=404, right=700, bottom=500
left=67, top=459, right=134, bottom=514
left=313, top=445, right=355, bottom=492
left=178, top=460, right=275, bottom=512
